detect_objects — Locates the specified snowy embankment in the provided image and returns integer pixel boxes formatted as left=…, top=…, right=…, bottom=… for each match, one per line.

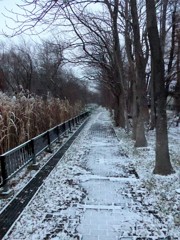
left=0, top=107, right=179, bottom=239
left=114, top=112, right=180, bottom=237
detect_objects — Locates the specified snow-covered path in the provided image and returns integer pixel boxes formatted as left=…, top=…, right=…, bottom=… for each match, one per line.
left=3, top=108, right=180, bottom=240
left=76, top=111, right=142, bottom=239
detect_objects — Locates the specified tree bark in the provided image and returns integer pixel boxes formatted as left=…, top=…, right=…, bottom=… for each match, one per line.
left=111, top=0, right=126, bottom=128
left=149, top=61, right=156, bottom=130
left=114, top=94, right=125, bottom=127
left=130, top=0, right=148, bottom=147
left=160, top=0, right=168, bottom=56
left=174, top=13, right=180, bottom=115
left=146, top=0, right=175, bottom=175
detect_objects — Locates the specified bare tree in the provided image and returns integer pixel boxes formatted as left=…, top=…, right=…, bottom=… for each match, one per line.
left=174, top=10, right=180, bottom=116
left=146, top=0, right=174, bottom=175
left=128, top=0, right=149, bottom=147
left=36, top=39, right=65, bottom=97
left=61, top=1, right=127, bottom=127
left=0, top=45, right=34, bottom=92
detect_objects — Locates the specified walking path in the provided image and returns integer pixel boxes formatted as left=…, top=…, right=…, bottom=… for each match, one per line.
left=76, top=111, right=140, bottom=240
left=1, top=108, right=179, bottom=240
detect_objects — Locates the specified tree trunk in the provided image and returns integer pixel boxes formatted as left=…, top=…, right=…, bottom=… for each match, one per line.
left=114, top=94, right=125, bottom=128
left=160, top=0, right=168, bottom=56
left=174, top=23, right=180, bottom=115
left=132, top=80, right=137, bottom=140
left=146, top=0, right=175, bottom=175
left=124, top=1, right=137, bottom=139
left=130, top=0, right=148, bottom=147
left=108, top=0, right=126, bottom=129
left=134, top=116, right=147, bottom=147
left=149, top=62, right=156, bottom=130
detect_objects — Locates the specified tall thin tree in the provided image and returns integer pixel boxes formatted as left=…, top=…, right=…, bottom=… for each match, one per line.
left=146, top=0, right=175, bottom=175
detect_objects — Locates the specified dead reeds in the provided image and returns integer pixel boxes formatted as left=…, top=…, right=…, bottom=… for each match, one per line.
left=0, top=91, right=82, bottom=154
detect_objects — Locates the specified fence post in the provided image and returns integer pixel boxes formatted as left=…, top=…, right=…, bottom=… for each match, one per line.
left=59, top=123, right=66, bottom=140
left=68, top=120, right=73, bottom=133
left=77, top=116, right=81, bottom=125
left=31, top=140, right=36, bottom=165
left=28, top=140, right=40, bottom=170
left=74, top=116, right=78, bottom=127
left=73, top=118, right=76, bottom=129
left=0, top=156, right=13, bottom=198
left=47, top=131, right=53, bottom=153
left=56, top=126, right=61, bottom=143
left=64, top=122, right=69, bottom=138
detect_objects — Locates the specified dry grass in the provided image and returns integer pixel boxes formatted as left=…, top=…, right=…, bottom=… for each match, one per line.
left=0, top=92, right=82, bottom=154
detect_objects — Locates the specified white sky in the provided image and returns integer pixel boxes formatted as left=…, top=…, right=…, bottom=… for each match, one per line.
left=0, top=1, right=103, bottom=41
left=0, top=0, right=54, bottom=44
left=0, top=1, right=23, bottom=40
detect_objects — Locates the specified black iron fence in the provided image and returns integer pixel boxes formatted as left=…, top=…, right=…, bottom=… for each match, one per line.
left=0, top=111, right=89, bottom=188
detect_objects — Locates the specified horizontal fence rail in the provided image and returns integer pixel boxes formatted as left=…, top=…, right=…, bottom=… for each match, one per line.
left=0, top=111, right=89, bottom=188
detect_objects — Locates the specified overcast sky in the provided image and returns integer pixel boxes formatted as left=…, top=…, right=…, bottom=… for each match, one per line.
left=0, top=0, right=52, bottom=44
left=0, top=1, right=21, bottom=38
left=0, top=1, right=103, bottom=43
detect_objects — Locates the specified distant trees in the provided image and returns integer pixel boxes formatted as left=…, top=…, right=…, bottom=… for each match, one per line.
left=0, top=42, right=36, bottom=92
left=0, top=39, right=95, bottom=106
left=35, top=39, right=65, bottom=97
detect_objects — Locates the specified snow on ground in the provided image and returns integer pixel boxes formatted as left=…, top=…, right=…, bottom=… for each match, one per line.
left=114, top=112, right=180, bottom=238
left=1, top=107, right=180, bottom=239
left=0, top=139, right=69, bottom=213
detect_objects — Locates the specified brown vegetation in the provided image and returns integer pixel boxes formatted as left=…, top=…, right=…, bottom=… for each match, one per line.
left=0, top=91, right=82, bottom=154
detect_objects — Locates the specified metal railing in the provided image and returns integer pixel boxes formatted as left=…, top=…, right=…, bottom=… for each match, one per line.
left=0, top=111, right=89, bottom=188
